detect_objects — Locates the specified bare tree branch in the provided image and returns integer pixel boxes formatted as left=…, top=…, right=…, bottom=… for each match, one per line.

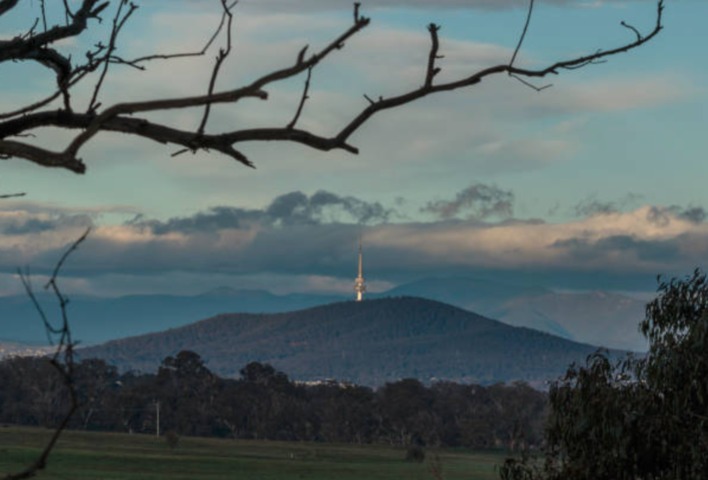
left=509, top=73, right=552, bottom=92
left=510, top=0, right=535, bottom=69
left=287, top=67, right=313, bottom=130
left=0, top=90, right=64, bottom=121
left=114, top=1, right=234, bottom=68
left=0, top=0, right=20, bottom=18
left=509, top=0, right=545, bottom=91
left=87, top=1, right=139, bottom=113
left=621, top=21, right=642, bottom=42
left=0, top=1, right=108, bottom=64
left=197, top=0, right=237, bottom=135
left=6, top=229, right=90, bottom=480
left=40, top=0, right=48, bottom=33
left=424, top=23, right=442, bottom=88
left=0, top=0, right=665, bottom=174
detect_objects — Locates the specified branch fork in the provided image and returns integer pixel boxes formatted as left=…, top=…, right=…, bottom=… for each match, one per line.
left=0, top=0, right=664, bottom=173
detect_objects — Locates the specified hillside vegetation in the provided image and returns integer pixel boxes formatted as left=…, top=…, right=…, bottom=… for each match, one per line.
left=80, top=297, right=615, bottom=385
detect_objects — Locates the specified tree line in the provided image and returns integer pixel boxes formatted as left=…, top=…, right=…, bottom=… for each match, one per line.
left=0, top=350, right=546, bottom=450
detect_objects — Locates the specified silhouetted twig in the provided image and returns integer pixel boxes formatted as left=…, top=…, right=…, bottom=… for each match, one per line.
left=6, top=228, right=90, bottom=480
left=0, top=0, right=664, bottom=173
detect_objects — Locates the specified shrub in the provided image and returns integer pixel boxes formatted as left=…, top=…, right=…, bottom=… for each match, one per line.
left=165, top=430, right=180, bottom=449
left=405, top=445, right=425, bottom=463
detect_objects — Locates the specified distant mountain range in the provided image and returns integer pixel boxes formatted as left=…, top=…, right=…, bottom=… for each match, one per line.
left=0, top=276, right=650, bottom=351
left=0, top=288, right=340, bottom=345
left=381, top=277, right=648, bottom=351
left=79, top=297, right=619, bottom=387
left=0, top=340, right=52, bottom=359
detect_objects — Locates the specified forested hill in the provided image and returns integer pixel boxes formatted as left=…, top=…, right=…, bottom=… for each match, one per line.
left=79, top=296, right=613, bottom=386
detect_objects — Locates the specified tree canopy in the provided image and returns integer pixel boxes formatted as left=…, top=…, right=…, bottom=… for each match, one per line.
left=501, top=270, right=708, bottom=480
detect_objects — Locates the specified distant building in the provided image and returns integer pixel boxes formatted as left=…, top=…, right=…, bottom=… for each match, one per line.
left=0, top=342, right=52, bottom=359
left=354, top=241, right=366, bottom=302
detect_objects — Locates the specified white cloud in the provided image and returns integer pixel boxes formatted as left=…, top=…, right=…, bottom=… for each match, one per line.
left=474, top=137, right=576, bottom=170
left=539, top=76, right=690, bottom=113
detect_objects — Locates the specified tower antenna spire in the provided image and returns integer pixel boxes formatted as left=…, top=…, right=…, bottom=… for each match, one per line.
left=354, top=237, right=366, bottom=302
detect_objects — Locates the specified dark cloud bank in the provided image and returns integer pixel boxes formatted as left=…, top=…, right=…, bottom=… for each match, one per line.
left=422, top=183, right=514, bottom=220
left=129, top=190, right=393, bottom=234
left=2, top=186, right=706, bottom=293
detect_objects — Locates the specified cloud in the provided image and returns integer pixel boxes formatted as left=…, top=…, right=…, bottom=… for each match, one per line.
left=535, top=76, right=690, bottom=115
left=0, top=204, right=97, bottom=239
left=128, top=207, right=257, bottom=235
left=575, top=199, right=620, bottom=217
left=233, top=0, right=629, bottom=13
left=647, top=205, right=707, bottom=227
left=0, top=215, right=90, bottom=236
left=552, top=235, right=682, bottom=263
left=2, top=193, right=707, bottom=297
left=364, top=206, right=708, bottom=277
left=570, top=197, right=706, bottom=227
left=473, top=138, right=575, bottom=172
left=266, top=190, right=393, bottom=225
left=574, top=193, right=642, bottom=218
left=421, top=183, right=514, bottom=220
left=678, top=206, right=707, bottom=224
left=129, top=190, right=394, bottom=235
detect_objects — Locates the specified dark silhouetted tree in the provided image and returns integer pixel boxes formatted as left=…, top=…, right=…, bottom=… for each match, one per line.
left=156, top=350, right=221, bottom=436
left=0, top=0, right=666, bottom=476
left=501, top=269, right=708, bottom=480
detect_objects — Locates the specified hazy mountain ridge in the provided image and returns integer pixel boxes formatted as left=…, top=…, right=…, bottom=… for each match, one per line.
left=0, top=289, right=342, bottom=345
left=493, top=290, right=647, bottom=351
left=0, top=276, right=649, bottom=351
left=380, top=277, right=648, bottom=351
left=79, top=297, right=618, bottom=386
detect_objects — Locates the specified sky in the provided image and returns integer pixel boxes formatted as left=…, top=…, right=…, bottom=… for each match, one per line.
left=1, top=0, right=707, bottom=299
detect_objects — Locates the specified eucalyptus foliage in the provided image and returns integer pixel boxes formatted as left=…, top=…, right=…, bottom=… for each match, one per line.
left=501, top=269, right=708, bottom=480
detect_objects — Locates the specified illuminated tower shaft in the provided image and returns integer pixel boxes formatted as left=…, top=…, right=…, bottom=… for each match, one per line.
left=354, top=242, right=366, bottom=302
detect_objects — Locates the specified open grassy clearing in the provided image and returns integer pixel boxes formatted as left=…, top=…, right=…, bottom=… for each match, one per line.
left=0, top=426, right=507, bottom=480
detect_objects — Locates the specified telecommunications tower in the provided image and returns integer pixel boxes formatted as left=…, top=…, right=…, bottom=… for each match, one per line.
left=354, top=241, right=366, bottom=302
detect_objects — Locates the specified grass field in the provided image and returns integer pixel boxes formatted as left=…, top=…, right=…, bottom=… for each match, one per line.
left=0, top=426, right=507, bottom=480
